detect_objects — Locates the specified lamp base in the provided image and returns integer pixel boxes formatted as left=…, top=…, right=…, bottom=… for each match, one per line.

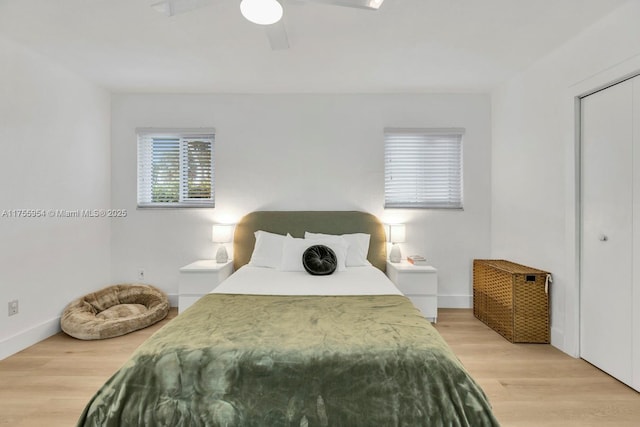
left=389, top=243, right=402, bottom=263
left=216, top=245, right=229, bottom=263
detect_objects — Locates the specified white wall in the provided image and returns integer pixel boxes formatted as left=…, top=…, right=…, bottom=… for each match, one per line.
left=0, top=36, right=111, bottom=359
left=491, top=0, right=640, bottom=355
left=111, top=93, right=492, bottom=307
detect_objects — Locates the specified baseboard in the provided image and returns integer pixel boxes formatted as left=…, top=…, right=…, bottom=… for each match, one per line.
left=168, top=293, right=178, bottom=308
left=550, top=326, right=571, bottom=356
left=438, top=295, right=472, bottom=309
left=0, top=316, right=61, bottom=360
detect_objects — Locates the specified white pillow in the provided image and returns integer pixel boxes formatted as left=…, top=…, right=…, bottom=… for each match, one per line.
left=249, top=230, right=286, bottom=268
left=304, top=232, right=371, bottom=267
left=279, top=235, right=348, bottom=272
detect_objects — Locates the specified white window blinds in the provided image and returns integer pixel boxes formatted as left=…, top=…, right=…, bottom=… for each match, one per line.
left=137, top=129, right=215, bottom=208
left=384, top=128, right=464, bottom=209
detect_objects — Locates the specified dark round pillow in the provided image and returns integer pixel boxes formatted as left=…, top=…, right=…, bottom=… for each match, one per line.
left=303, top=245, right=337, bottom=276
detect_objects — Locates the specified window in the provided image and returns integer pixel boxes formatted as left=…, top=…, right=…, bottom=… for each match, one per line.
left=384, top=128, right=463, bottom=209
left=137, top=128, right=215, bottom=208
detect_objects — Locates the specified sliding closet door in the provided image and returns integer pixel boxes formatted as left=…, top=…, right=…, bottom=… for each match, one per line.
left=633, top=78, right=640, bottom=391
left=580, top=78, right=635, bottom=388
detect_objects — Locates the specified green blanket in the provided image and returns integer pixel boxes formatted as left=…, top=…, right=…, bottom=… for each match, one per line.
left=78, top=294, right=499, bottom=426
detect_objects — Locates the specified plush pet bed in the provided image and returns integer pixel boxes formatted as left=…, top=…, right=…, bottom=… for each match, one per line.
left=61, top=284, right=170, bottom=340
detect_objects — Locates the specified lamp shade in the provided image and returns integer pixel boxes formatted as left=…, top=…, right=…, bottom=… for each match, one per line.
left=387, top=224, right=406, bottom=244
left=212, top=224, right=234, bottom=243
left=240, top=0, right=283, bottom=25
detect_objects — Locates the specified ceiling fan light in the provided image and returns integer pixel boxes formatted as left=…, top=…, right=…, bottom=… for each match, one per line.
left=240, top=0, right=283, bottom=25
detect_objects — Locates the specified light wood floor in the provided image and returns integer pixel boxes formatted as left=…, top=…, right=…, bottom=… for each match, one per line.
left=1, top=308, right=638, bottom=426
left=434, top=310, right=640, bottom=427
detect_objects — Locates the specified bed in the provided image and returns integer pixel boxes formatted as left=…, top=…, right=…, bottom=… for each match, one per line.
left=77, top=211, right=499, bottom=426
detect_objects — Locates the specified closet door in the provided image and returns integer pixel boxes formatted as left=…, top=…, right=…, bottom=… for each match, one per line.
left=633, top=78, right=640, bottom=391
left=580, top=78, right=635, bottom=389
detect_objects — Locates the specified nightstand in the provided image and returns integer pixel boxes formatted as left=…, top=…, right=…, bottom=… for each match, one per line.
left=386, top=260, right=438, bottom=323
left=179, top=260, right=233, bottom=313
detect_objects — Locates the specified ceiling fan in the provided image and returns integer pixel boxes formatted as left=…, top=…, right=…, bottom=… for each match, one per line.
left=151, top=0, right=385, bottom=50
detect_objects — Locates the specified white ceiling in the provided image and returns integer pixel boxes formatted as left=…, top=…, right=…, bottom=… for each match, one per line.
left=0, top=0, right=630, bottom=93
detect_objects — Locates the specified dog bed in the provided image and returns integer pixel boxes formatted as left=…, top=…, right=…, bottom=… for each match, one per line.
left=61, top=284, right=169, bottom=340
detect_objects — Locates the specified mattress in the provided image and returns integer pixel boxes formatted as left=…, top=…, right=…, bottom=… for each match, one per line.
left=212, top=265, right=403, bottom=296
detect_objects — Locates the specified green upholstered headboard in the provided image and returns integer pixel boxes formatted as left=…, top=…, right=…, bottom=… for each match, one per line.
left=233, top=211, right=387, bottom=273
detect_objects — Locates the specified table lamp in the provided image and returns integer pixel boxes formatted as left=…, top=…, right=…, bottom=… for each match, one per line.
left=386, top=223, right=406, bottom=263
left=212, top=224, right=234, bottom=263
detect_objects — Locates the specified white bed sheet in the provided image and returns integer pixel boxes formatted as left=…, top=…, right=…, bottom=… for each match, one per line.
left=212, top=265, right=403, bottom=296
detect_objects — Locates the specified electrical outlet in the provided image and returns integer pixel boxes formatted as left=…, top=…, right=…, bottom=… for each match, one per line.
left=8, top=300, right=18, bottom=316
left=137, top=269, right=145, bottom=282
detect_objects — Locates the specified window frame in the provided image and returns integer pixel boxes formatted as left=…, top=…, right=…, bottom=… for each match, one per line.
left=136, top=128, right=215, bottom=209
left=384, top=127, right=464, bottom=210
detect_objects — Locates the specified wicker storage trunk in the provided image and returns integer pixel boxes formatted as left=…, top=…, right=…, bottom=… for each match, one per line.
left=473, top=259, right=550, bottom=343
